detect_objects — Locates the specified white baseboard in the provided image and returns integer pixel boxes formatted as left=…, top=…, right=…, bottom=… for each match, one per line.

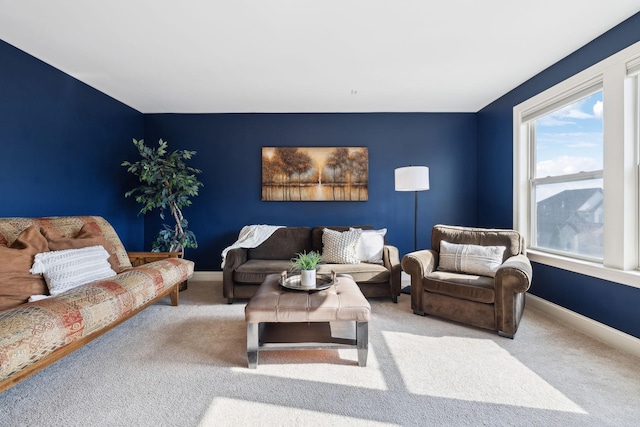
left=527, top=293, right=640, bottom=359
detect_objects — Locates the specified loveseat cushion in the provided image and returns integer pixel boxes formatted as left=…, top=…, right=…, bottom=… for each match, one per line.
left=317, top=263, right=390, bottom=283
left=247, top=227, right=311, bottom=260
left=234, top=259, right=293, bottom=283
left=424, top=271, right=495, bottom=304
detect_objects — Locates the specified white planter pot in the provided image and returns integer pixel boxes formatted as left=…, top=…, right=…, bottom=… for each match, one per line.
left=300, top=269, right=316, bottom=288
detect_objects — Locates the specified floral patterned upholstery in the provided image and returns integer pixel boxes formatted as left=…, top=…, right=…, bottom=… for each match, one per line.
left=0, top=216, right=194, bottom=389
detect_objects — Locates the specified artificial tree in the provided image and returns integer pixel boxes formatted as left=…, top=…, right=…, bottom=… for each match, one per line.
left=122, top=138, right=203, bottom=255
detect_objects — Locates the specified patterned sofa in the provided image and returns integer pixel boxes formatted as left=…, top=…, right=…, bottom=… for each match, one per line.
left=0, top=216, right=194, bottom=393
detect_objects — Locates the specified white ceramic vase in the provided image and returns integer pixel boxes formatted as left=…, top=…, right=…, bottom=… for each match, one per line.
left=300, top=269, right=316, bottom=288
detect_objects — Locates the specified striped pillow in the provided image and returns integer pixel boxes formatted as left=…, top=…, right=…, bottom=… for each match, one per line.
left=438, top=241, right=506, bottom=278
left=30, top=245, right=116, bottom=296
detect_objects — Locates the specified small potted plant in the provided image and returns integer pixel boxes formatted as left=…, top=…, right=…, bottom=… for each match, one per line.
left=290, top=250, right=322, bottom=288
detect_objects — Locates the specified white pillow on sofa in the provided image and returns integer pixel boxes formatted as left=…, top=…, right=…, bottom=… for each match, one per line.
left=30, top=245, right=116, bottom=296
left=351, top=228, right=386, bottom=264
left=438, top=241, right=506, bottom=278
left=322, top=228, right=362, bottom=264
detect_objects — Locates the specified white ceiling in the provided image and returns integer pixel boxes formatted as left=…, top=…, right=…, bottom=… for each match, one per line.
left=1, top=1, right=639, bottom=114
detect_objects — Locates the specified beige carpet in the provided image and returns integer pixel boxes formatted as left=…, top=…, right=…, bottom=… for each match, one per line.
left=1, top=280, right=639, bottom=426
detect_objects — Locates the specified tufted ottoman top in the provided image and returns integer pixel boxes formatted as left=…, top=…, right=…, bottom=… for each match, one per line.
left=245, top=273, right=371, bottom=323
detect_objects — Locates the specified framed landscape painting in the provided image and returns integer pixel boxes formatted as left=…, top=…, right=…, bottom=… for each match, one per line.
left=262, top=147, right=368, bottom=201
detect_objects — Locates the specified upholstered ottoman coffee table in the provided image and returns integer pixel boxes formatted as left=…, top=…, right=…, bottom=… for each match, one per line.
left=244, top=273, right=371, bottom=368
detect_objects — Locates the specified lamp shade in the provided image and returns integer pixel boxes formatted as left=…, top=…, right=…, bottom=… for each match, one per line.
left=395, top=166, right=430, bottom=191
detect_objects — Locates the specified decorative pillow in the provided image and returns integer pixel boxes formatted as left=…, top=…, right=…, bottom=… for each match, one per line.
left=30, top=245, right=117, bottom=296
left=438, top=241, right=506, bottom=278
left=351, top=227, right=386, bottom=264
left=321, top=228, right=362, bottom=264
left=0, top=225, right=49, bottom=311
left=42, top=222, right=123, bottom=273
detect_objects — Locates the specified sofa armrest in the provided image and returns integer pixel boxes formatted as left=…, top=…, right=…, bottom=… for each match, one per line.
left=383, top=245, right=402, bottom=297
left=401, top=249, right=438, bottom=312
left=495, top=254, right=532, bottom=294
left=223, top=248, right=248, bottom=299
left=128, top=251, right=181, bottom=266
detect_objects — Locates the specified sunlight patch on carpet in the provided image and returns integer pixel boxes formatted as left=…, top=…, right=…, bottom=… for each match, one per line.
left=383, top=332, right=586, bottom=413
left=230, top=346, right=388, bottom=390
left=198, top=397, right=399, bottom=426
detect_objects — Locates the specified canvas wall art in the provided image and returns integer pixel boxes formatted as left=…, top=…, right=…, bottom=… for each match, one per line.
left=262, top=147, right=368, bottom=201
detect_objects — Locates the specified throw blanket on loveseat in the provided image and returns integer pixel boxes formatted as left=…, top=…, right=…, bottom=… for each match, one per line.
left=221, top=224, right=284, bottom=268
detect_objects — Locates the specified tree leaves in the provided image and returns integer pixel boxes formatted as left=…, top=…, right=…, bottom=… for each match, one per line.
left=122, top=138, right=203, bottom=253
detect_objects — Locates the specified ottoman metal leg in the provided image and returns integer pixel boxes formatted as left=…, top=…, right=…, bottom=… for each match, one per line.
left=356, top=321, right=368, bottom=367
left=247, top=322, right=259, bottom=369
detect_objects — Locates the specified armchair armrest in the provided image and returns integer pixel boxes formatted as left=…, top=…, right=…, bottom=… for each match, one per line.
left=222, top=248, right=248, bottom=299
left=383, top=245, right=402, bottom=298
left=401, top=249, right=438, bottom=278
left=494, top=254, right=532, bottom=337
left=495, top=254, right=532, bottom=294
left=401, top=249, right=438, bottom=313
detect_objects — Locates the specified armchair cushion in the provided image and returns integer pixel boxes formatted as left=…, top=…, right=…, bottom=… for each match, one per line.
left=425, top=271, right=495, bottom=303
left=438, top=241, right=506, bottom=278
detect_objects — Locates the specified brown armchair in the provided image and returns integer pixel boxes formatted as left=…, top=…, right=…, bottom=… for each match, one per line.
left=401, top=224, right=532, bottom=338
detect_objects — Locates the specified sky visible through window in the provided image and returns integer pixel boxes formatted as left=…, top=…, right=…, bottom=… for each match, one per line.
left=534, top=91, right=603, bottom=201
left=535, top=91, right=603, bottom=176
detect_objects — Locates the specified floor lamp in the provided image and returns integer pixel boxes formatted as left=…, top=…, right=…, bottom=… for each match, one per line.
left=395, top=166, right=430, bottom=294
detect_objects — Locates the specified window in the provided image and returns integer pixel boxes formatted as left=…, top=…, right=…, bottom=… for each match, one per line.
left=531, top=90, right=604, bottom=260
left=514, top=41, right=640, bottom=288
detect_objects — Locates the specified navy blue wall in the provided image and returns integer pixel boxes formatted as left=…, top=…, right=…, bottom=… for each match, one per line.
left=144, top=113, right=477, bottom=270
left=0, top=40, right=145, bottom=250
left=5, top=9, right=640, bottom=338
left=477, top=13, right=640, bottom=338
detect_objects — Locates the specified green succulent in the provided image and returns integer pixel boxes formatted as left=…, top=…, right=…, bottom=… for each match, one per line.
left=290, top=250, right=322, bottom=271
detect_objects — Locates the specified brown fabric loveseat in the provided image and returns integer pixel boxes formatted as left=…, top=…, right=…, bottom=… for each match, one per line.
left=223, top=226, right=402, bottom=303
left=401, top=224, right=532, bottom=338
left=0, top=216, right=194, bottom=392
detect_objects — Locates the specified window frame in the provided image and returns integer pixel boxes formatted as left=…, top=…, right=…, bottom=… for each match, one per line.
left=513, top=40, right=640, bottom=289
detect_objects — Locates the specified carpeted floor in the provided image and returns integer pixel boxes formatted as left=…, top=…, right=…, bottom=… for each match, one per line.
left=1, top=280, right=639, bottom=427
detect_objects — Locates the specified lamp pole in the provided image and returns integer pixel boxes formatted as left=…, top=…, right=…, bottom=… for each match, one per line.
left=413, top=189, right=419, bottom=251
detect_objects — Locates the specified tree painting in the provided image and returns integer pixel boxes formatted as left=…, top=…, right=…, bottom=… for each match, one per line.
left=262, top=147, right=368, bottom=201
